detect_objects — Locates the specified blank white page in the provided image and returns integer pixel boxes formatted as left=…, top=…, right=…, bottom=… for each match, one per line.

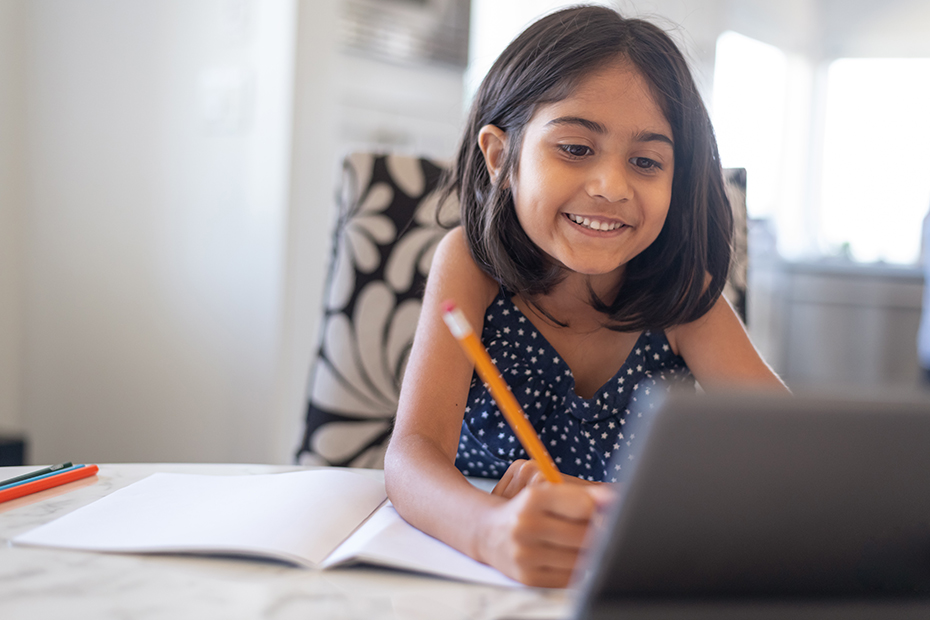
left=321, top=502, right=522, bottom=588
left=13, top=470, right=387, bottom=567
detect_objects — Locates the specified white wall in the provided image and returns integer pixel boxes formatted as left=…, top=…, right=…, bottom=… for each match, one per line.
left=18, top=0, right=297, bottom=464
left=2, top=0, right=461, bottom=466
left=0, top=0, right=26, bottom=437
left=270, top=0, right=339, bottom=464
left=819, top=0, right=930, bottom=58
left=335, top=52, right=465, bottom=159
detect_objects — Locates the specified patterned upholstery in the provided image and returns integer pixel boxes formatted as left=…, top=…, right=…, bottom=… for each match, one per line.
left=296, top=153, right=450, bottom=467
left=722, top=168, right=748, bottom=323
left=296, top=156, right=748, bottom=467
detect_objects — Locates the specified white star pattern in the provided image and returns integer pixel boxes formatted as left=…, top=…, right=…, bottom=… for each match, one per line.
left=454, top=293, right=694, bottom=482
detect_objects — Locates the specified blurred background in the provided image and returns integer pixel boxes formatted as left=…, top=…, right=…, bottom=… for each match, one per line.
left=1, top=0, right=929, bottom=465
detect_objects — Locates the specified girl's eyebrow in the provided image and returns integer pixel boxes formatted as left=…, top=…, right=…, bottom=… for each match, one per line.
left=546, top=116, right=606, bottom=133
left=637, top=131, right=675, bottom=148
left=545, top=116, right=674, bottom=147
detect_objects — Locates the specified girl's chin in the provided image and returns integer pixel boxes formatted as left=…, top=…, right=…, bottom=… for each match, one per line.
left=538, top=245, right=629, bottom=280
left=557, top=261, right=626, bottom=280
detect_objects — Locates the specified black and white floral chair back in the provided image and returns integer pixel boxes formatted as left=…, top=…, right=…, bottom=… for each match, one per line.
left=297, top=153, right=451, bottom=467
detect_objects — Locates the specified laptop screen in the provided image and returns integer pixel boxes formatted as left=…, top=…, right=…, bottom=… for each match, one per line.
left=572, top=391, right=930, bottom=617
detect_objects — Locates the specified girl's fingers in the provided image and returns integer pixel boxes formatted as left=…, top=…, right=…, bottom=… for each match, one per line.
left=512, top=485, right=599, bottom=548
left=510, top=564, right=576, bottom=589
left=586, top=482, right=620, bottom=509
left=481, top=484, right=603, bottom=588
left=535, top=482, right=599, bottom=521
left=491, top=459, right=540, bottom=498
left=491, top=462, right=518, bottom=496
left=517, top=514, right=591, bottom=552
left=511, top=542, right=581, bottom=573
left=493, top=461, right=609, bottom=499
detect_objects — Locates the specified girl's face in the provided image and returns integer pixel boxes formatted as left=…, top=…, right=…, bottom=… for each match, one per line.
left=484, top=60, right=675, bottom=287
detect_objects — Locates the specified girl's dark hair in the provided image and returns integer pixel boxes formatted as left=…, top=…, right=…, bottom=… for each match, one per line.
left=440, top=4, right=733, bottom=331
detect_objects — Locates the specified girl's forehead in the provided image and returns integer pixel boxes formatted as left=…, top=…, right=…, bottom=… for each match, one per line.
left=529, top=61, right=672, bottom=133
left=573, top=63, right=653, bottom=100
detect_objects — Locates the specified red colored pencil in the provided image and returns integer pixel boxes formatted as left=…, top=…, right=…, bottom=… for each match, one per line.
left=0, top=464, right=98, bottom=503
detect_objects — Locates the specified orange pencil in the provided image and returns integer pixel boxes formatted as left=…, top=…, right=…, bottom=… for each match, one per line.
left=441, top=300, right=562, bottom=483
left=0, top=464, right=99, bottom=503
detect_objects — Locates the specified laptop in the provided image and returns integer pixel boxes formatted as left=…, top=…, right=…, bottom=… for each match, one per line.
left=571, top=390, right=930, bottom=620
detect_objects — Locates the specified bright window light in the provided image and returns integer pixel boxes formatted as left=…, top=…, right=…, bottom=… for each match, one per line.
left=820, top=58, right=930, bottom=264
left=712, top=31, right=788, bottom=220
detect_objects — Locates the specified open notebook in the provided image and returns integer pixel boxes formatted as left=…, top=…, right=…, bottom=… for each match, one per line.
left=12, top=468, right=519, bottom=588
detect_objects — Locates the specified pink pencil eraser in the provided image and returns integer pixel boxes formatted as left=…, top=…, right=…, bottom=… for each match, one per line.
left=441, top=300, right=457, bottom=314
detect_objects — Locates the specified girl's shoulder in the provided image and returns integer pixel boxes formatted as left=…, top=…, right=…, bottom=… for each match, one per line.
left=664, top=295, right=787, bottom=391
left=664, top=297, right=722, bottom=357
left=664, top=273, right=718, bottom=356
left=430, top=227, right=499, bottom=315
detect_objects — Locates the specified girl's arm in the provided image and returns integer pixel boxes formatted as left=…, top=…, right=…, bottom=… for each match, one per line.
left=668, top=294, right=789, bottom=391
left=384, top=227, right=602, bottom=587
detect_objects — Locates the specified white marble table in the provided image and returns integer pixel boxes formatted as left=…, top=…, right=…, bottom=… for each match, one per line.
left=0, top=463, right=573, bottom=620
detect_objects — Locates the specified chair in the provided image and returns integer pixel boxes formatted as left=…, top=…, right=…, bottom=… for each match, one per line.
left=296, top=153, right=451, bottom=467
left=296, top=158, right=749, bottom=468
left=722, top=167, right=748, bottom=323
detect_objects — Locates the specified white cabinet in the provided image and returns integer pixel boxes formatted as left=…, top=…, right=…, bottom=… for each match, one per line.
left=749, top=261, right=924, bottom=391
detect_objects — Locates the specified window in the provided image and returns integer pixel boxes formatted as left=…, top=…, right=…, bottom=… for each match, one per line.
left=714, top=31, right=930, bottom=264
left=712, top=31, right=789, bottom=222
left=820, top=58, right=930, bottom=264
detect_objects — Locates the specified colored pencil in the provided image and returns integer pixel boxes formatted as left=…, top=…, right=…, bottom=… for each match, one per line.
left=0, top=462, right=73, bottom=488
left=441, top=300, right=562, bottom=484
left=0, top=464, right=98, bottom=503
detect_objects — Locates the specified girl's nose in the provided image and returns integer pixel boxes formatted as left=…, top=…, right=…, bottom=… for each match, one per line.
left=586, top=160, right=631, bottom=203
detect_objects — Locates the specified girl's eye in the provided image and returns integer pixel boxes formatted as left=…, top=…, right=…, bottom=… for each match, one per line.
left=631, top=157, right=661, bottom=170
left=559, top=144, right=592, bottom=158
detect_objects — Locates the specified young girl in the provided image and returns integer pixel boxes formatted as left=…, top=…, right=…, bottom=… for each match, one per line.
left=384, top=5, right=787, bottom=588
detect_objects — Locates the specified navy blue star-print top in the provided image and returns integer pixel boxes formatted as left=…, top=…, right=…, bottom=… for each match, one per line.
left=454, top=289, right=695, bottom=482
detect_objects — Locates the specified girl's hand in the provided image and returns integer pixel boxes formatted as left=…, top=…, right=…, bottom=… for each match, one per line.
left=477, top=482, right=606, bottom=588
left=492, top=459, right=598, bottom=499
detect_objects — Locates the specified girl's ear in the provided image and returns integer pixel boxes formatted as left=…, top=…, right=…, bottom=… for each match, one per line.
left=477, top=124, right=508, bottom=184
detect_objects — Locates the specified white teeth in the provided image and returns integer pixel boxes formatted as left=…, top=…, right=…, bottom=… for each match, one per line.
left=568, top=213, right=622, bottom=231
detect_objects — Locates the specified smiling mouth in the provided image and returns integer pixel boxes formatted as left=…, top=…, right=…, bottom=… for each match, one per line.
left=566, top=213, right=625, bottom=232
